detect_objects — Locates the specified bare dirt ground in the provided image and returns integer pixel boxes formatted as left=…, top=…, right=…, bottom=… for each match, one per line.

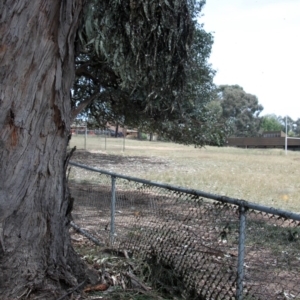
left=71, top=149, right=170, bottom=179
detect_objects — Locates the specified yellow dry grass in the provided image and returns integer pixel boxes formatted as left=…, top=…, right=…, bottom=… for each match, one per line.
left=69, top=135, right=300, bottom=212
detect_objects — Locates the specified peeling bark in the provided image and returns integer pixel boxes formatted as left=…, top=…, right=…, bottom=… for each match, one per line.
left=0, top=1, right=86, bottom=299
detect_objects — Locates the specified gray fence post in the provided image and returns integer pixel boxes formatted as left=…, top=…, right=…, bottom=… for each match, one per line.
left=84, top=126, right=87, bottom=150
left=110, top=176, right=116, bottom=245
left=236, top=205, right=247, bottom=300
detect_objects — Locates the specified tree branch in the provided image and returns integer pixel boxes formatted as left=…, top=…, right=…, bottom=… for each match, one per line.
left=71, top=92, right=100, bottom=121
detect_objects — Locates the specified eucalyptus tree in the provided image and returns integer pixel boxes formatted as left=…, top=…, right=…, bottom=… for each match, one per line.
left=260, top=114, right=283, bottom=132
left=72, top=1, right=224, bottom=145
left=217, top=85, right=264, bottom=137
left=0, top=0, right=215, bottom=298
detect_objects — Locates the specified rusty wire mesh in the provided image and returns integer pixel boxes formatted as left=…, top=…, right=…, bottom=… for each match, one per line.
left=69, top=163, right=300, bottom=300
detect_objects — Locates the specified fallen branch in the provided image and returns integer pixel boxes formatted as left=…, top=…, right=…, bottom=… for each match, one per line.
left=126, top=271, right=152, bottom=291
left=70, top=221, right=105, bottom=246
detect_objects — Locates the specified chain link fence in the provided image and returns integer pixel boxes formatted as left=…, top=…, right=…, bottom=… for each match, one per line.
left=70, top=130, right=126, bottom=151
left=69, top=161, right=300, bottom=300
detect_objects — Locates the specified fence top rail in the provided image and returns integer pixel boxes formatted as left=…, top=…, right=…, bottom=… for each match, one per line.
left=69, top=161, right=300, bottom=222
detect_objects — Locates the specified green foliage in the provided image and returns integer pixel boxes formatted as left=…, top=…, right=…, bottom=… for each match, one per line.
left=159, top=105, right=231, bottom=146
left=79, top=0, right=200, bottom=91
left=260, top=114, right=283, bottom=132
left=284, top=115, right=298, bottom=136
left=206, top=99, right=223, bottom=118
left=71, top=0, right=228, bottom=146
left=294, top=118, right=300, bottom=136
left=216, top=85, right=264, bottom=137
left=140, top=133, right=148, bottom=140
left=272, top=115, right=299, bottom=136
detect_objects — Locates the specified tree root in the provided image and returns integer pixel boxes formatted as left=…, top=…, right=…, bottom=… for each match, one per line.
left=57, top=280, right=86, bottom=300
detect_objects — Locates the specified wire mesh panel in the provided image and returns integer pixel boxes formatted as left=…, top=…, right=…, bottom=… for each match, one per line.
left=243, top=211, right=300, bottom=299
left=112, top=182, right=239, bottom=298
left=68, top=163, right=300, bottom=299
left=69, top=174, right=112, bottom=244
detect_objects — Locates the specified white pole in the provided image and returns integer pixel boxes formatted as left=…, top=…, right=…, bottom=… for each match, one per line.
left=285, top=115, right=287, bottom=155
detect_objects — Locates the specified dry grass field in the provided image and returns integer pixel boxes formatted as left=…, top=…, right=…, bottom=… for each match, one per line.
left=69, top=135, right=300, bottom=213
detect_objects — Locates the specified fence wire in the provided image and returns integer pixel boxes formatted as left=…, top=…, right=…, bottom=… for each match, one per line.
left=68, top=162, right=300, bottom=300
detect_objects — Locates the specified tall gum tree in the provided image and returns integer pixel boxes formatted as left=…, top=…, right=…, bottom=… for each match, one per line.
left=0, top=1, right=85, bottom=298
left=0, top=0, right=217, bottom=298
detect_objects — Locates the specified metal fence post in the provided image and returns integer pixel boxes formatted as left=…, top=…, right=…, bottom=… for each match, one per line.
left=110, top=176, right=116, bottom=245
left=236, top=205, right=247, bottom=300
left=84, top=125, right=87, bottom=150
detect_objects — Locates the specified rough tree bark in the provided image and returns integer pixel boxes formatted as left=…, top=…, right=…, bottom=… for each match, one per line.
left=0, top=1, right=86, bottom=299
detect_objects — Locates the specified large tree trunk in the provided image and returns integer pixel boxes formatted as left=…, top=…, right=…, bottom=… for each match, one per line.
left=0, top=1, right=85, bottom=299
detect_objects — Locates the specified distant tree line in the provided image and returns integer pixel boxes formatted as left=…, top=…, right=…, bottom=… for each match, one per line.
left=206, top=84, right=300, bottom=138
